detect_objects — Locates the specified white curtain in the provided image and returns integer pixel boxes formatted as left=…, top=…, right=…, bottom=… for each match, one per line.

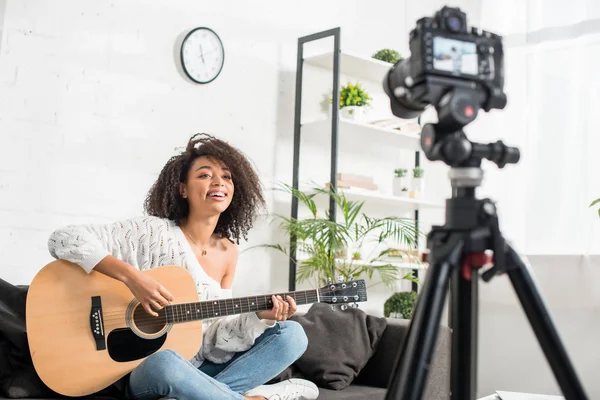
left=462, top=0, right=600, bottom=255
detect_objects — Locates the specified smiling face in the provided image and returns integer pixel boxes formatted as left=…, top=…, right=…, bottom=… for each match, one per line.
left=179, top=156, right=234, bottom=217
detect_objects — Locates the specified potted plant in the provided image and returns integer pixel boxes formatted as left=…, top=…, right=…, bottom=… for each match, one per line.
left=409, top=167, right=425, bottom=199
left=393, top=168, right=409, bottom=197
left=372, top=48, right=403, bottom=64
left=384, top=290, right=418, bottom=319
left=252, top=183, right=422, bottom=289
left=338, top=82, right=371, bottom=122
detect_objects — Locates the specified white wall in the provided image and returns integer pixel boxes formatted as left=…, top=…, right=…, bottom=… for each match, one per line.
left=0, top=0, right=473, bottom=288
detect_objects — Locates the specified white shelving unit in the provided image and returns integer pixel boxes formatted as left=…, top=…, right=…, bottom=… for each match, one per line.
left=303, top=187, right=443, bottom=212
left=297, top=256, right=428, bottom=271
left=301, top=117, right=422, bottom=151
left=288, top=29, right=438, bottom=296
left=305, top=52, right=392, bottom=84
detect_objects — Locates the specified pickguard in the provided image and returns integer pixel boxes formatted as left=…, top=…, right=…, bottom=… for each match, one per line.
left=107, top=328, right=167, bottom=362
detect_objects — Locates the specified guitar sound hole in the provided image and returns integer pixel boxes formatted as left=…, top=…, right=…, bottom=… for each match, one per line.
left=133, top=304, right=167, bottom=334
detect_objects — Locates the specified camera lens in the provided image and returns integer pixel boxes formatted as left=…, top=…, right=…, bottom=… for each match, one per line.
left=446, top=16, right=462, bottom=32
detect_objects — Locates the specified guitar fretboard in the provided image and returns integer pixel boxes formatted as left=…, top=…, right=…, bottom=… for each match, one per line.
left=164, top=289, right=319, bottom=324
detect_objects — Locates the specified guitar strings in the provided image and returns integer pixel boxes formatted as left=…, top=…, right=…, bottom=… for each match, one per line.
left=98, top=290, right=323, bottom=318
left=100, top=296, right=324, bottom=324
left=98, top=294, right=348, bottom=319
left=99, top=295, right=353, bottom=325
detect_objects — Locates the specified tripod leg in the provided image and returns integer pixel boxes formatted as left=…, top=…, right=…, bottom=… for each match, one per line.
left=385, top=251, right=457, bottom=400
left=504, top=244, right=589, bottom=400
left=451, top=261, right=479, bottom=400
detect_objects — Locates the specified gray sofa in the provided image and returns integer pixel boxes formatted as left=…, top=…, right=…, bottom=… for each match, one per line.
left=312, top=317, right=450, bottom=400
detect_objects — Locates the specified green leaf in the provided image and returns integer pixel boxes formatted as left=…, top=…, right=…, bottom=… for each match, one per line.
left=590, top=198, right=600, bottom=207
left=401, top=272, right=421, bottom=285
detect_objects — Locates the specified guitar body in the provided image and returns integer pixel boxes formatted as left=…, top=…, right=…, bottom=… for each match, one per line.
left=26, top=261, right=203, bottom=397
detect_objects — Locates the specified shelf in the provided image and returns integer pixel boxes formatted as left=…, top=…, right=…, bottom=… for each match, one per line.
left=304, top=187, right=444, bottom=212
left=301, top=118, right=422, bottom=151
left=297, top=256, right=427, bottom=270
left=305, top=52, right=393, bottom=83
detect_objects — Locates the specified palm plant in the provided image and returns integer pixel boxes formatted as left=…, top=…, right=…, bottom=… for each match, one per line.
left=255, top=183, right=424, bottom=289
left=590, top=198, right=600, bottom=217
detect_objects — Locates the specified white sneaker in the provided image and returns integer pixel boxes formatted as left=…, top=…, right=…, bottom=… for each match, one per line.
left=244, top=378, right=319, bottom=399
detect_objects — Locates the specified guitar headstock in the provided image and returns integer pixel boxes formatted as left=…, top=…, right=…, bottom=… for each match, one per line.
left=318, top=278, right=367, bottom=310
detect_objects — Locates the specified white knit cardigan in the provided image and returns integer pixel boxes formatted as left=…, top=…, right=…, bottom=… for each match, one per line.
left=47, top=215, right=274, bottom=367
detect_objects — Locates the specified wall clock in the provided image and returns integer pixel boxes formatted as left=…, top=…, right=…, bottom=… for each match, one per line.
left=180, top=27, right=224, bottom=84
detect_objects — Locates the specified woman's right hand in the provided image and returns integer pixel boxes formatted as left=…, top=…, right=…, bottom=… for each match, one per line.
left=125, top=270, right=175, bottom=317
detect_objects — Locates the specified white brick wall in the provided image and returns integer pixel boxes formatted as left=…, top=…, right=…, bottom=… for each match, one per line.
left=1, top=0, right=472, bottom=286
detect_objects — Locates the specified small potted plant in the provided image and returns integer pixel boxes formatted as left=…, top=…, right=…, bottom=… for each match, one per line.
left=372, top=49, right=403, bottom=64
left=384, top=291, right=418, bottom=319
left=393, top=168, right=409, bottom=197
left=410, top=167, right=425, bottom=199
left=339, top=82, right=371, bottom=122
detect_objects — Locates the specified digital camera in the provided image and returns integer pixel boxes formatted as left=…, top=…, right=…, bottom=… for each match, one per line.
left=384, top=6, right=506, bottom=120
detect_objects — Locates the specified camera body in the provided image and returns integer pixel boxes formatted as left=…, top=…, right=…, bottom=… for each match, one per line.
left=384, top=6, right=506, bottom=121
left=411, top=7, right=502, bottom=85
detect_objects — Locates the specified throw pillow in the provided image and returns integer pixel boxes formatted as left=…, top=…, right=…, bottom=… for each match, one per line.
left=281, top=302, right=387, bottom=390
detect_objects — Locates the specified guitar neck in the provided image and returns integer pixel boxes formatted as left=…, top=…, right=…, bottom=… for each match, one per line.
left=164, top=289, right=319, bottom=324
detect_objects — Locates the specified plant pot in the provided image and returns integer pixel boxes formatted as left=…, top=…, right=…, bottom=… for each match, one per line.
left=334, top=246, right=347, bottom=259
left=409, top=177, right=425, bottom=199
left=340, top=106, right=366, bottom=122
left=392, top=176, right=410, bottom=196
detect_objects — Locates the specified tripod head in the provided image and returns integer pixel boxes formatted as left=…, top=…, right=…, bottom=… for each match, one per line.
left=419, top=84, right=520, bottom=189
left=385, top=75, right=520, bottom=189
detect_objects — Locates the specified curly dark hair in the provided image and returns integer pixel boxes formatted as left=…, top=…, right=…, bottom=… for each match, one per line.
left=144, top=133, right=266, bottom=243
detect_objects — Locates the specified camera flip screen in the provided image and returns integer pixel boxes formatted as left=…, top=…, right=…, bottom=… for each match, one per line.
left=433, top=36, right=478, bottom=76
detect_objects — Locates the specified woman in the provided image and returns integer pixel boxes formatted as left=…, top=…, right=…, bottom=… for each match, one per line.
left=48, top=133, right=319, bottom=400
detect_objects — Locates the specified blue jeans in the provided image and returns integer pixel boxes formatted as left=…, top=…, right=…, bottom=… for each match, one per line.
left=126, top=320, right=308, bottom=400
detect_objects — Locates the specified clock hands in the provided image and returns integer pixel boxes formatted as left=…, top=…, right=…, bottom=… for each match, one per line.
left=199, top=43, right=206, bottom=64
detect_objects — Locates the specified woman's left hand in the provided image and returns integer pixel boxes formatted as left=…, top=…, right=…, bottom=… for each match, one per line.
left=256, top=295, right=297, bottom=321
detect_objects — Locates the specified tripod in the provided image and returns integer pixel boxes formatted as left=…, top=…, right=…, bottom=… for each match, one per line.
left=384, top=126, right=589, bottom=400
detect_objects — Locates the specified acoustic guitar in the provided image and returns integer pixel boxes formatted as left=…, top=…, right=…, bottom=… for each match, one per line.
left=25, top=260, right=367, bottom=397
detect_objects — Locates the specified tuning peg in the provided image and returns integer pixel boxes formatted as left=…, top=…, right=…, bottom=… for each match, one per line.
left=352, top=302, right=359, bottom=308
left=331, top=305, right=336, bottom=312
left=327, top=278, right=333, bottom=285
left=338, top=275, right=344, bottom=283
left=348, top=275, right=353, bottom=281
left=340, top=305, right=348, bottom=311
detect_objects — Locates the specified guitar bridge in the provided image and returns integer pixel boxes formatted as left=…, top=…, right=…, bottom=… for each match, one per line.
left=90, top=296, right=106, bottom=350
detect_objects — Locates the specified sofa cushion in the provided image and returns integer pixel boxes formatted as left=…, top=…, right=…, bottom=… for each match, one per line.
left=277, top=303, right=387, bottom=390
left=315, top=384, right=387, bottom=400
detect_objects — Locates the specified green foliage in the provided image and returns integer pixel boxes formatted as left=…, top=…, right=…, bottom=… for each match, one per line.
left=590, top=198, right=600, bottom=217
left=413, top=167, right=424, bottom=178
left=394, top=168, right=408, bottom=178
left=252, top=183, right=423, bottom=288
left=339, top=82, right=371, bottom=108
left=384, top=291, right=418, bottom=319
left=372, top=48, right=403, bottom=64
